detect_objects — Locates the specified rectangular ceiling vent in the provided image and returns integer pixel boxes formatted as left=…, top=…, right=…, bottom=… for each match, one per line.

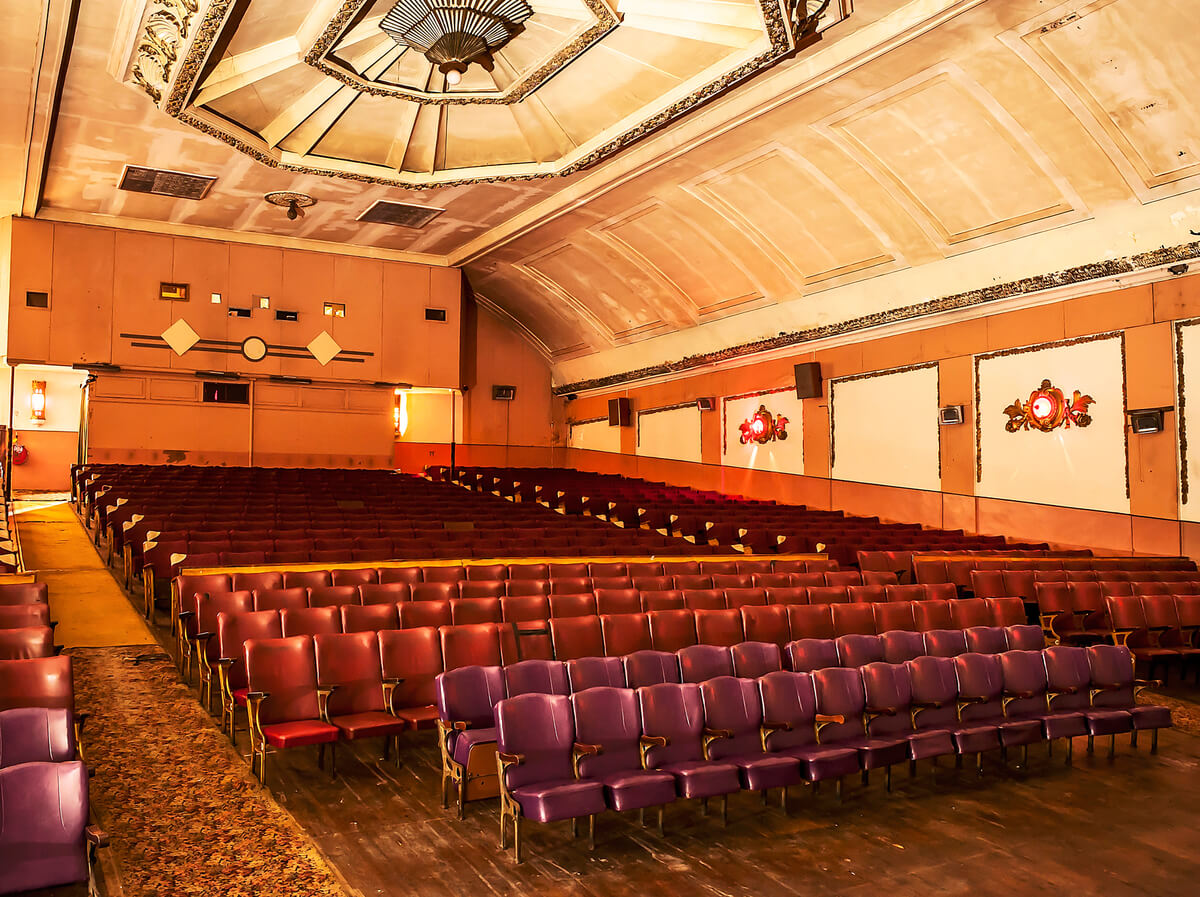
left=357, top=200, right=445, bottom=229
left=118, top=165, right=216, bottom=200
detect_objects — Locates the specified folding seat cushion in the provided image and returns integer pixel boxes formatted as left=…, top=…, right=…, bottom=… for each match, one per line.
left=753, top=573, right=794, bottom=590
left=674, top=575, right=714, bottom=590
left=709, top=574, right=751, bottom=591
left=422, top=566, right=466, bottom=584
left=459, top=581, right=505, bottom=600
left=0, top=707, right=75, bottom=767
left=950, top=598, right=993, bottom=630
left=0, top=583, right=48, bottom=606
left=273, top=538, right=316, bottom=554
left=450, top=598, right=503, bottom=626
left=757, top=670, right=861, bottom=784
left=626, top=563, right=664, bottom=579
left=873, top=601, right=917, bottom=634
left=1086, top=644, right=1173, bottom=738
left=594, top=589, right=641, bottom=616
left=952, top=653, right=1044, bottom=753
left=662, top=561, right=701, bottom=576
left=724, top=588, right=767, bottom=610
left=380, top=567, right=423, bottom=586
left=913, top=600, right=953, bottom=632
left=281, top=607, right=342, bottom=638
left=399, top=600, right=452, bottom=629
left=693, top=609, right=745, bottom=647
left=340, top=603, right=399, bottom=634
left=571, top=687, right=676, bottom=816
left=1004, top=625, right=1045, bottom=651
left=436, top=665, right=505, bottom=817
left=567, top=656, right=626, bottom=692
left=699, top=561, right=739, bottom=575
left=700, top=675, right=804, bottom=794
left=331, top=568, right=379, bottom=587
left=861, top=571, right=899, bottom=587
left=785, top=638, right=839, bottom=673
left=503, top=579, right=548, bottom=599
left=987, top=597, right=1027, bottom=627
left=998, top=650, right=1088, bottom=747
left=284, top=571, right=332, bottom=589
left=885, top=585, right=926, bottom=603
left=787, top=604, right=835, bottom=641
left=923, top=584, right=959, bottom=602
left=0, top=604, right=51, bottom=631
left=502, top=660, right=569, bottom=697
left=550, top=617, right=605, bottom=661
left=377, top=627, right=442, bottom=729
left=591, top=576, right=634, bottom=591
left=637, top=683, right=742, bottom=802
left=727, top=641, right=780, bottom=679
left=879, top=629, right=927, bottom=664
left=600, top=613, right=653, bottom=657
left=806, top=586, right=849, bottom=605
left=647, top=610, right=698, bottom=653
left=0, top=760, right=99, bottom=893
left=412, top=582, right=458, bottom=603
left=682, top=589, right=726, bottom=611
left=232, top=572, right=284, bottom=592
left=964, top=626, right=1008, bottom=654
left=551, top=577, right=594, bottom=596
left=641, top=590, right=685, bottom=612
left=765, top=587, right=809, bottom=606
left=624, top=650, right=682, bottom=688
left=923, top=629, right=968, bottom=657
left=501, top=595, right=550, bottom=623
left=1042, top=646, right=1133, bottom=739
left=677, top=644, right=734, bottom=683
left=360, top=583, right=410, bottom=605
left=847, top=585, right=886, bottom=605
left=440, top=623, right=504, bottom=671
left=0, top=627, right=54, bottom=661
left=543, top=594, right=594, bottom=619
left=309, top=586, right=360, bottom=609
left=835, top=634, right=883, bottom=668
left=244, top=636, right=340, bottom=783
left=1142, top=596, right=1200, bottom=661
left=508, top=563, right=550, bottom=581
left=1100, top=580, right=1133, bottom=598
left=548, top=562, right=589, bottom=579
left=313, top=632, right=407, bottom=744
left=969, top=571, right=1005, bottom=599
left=831, top=603, right=877, bottom=636
left=1000, top=571, right=1037, bottom=603
left=633, top=577, right=675, bottom=595
left=786, top=573, right=826, bottom=589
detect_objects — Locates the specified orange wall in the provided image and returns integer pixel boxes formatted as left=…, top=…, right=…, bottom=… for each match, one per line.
left=461, top=299, right=555, bottom=447
left=11, top=429, right=76, bottom=491
left=5, top=217, right=462, bottom=386
left=556, top=275, right=1200, bottom=557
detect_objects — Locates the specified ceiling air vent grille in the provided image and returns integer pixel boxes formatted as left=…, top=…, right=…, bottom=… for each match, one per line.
left=119, top=165, right=216, bottom=200
left=357, top=200, right=445, bottom=229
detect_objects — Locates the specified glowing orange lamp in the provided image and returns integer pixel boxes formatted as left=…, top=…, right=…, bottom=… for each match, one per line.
left=30, top=380, right=47, bottom=422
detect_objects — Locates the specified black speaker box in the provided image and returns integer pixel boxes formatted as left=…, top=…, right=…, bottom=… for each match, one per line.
left=697, top=397, right=716, bottom=412
left=794, top=362, right=822, bottom=399
left=608, top=397, right=632, bottom=427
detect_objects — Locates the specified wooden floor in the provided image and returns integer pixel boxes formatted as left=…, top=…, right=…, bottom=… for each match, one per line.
left=258, top=720, right=1200, bottom=896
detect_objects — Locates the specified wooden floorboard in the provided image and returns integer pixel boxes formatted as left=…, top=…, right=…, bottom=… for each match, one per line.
left=248, top=724, right=1200, bottom=897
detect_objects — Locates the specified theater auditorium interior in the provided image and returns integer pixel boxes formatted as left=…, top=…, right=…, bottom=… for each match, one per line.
left=3, top=0, right=1200, bottom=894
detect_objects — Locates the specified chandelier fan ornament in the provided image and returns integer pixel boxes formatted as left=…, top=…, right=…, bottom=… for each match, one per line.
left=380, top=0, right=534, bottom=85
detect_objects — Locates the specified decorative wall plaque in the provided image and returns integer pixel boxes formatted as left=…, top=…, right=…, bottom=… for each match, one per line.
left=739, top=404, right=789, bottom=444
left=1003, top=379, right=1094, bottom=432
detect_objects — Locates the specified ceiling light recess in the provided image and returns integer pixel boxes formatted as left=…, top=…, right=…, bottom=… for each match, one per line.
left=380, top=0, right=534, bottom=85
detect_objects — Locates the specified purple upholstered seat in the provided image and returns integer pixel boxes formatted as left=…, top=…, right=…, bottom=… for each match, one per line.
left=860, top=661, right=954, bottom=763
left=998, top=650, right=1088, bottom=747
left=1086, top=644, right=1173, bottom=736
left=571, top=687, right=676, bottom=813
left=624, top=650, right=682, bottom=689
left=811, top=667, right=909, bottom=773
left=0, top=707, right=75, bottom=767
left=757, top=670, right=860, bottom=783
left=502, top=660, right=569, bottom=698
left=566, top=656, right=626, bottom=693
left=700, top=676, right=803, bottom=793
left=730, top=641, right=782, bottom=679
left=677, top=644, right=733, bottom=683
left=953, top=653, right=1043, bottom=754
left=0, top=760, right=98, bottom=893
left=785, top=638, right=840, bottom=673
left=637, top=683, right=741, bottom=801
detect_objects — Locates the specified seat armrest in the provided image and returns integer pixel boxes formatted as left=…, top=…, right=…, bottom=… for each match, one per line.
left=381, top=677, right=406, bottom=715
left=571, top=742, right=603, bottom=778
left=85, top=826, right=109, bottom=848
left=195, top=631, right=215, bottom=643
left=316, top=686, right=337, bottom=722
left=814, top=713, right=845, bottom=741
left=701, top=727, right=733, bottom=760
left=759, top=720, right=792, bottom=751
left=1134, top=678, right=1162, bottom=698
left=638, top=734, right=669, bottom=769
left=214, top=657, right=235, bottom=668
left=955, top=696, right=987, bottom=720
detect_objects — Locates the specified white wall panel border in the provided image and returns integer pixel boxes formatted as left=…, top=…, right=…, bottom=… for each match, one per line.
left=720, top=386, right=804, bottom=474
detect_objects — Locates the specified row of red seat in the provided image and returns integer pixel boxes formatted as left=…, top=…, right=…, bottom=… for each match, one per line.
left=0, top=654, right=104, bottom=892
left=0, top=583, right=56, bottom=660
left=918, top=556, right=1196, bottom=587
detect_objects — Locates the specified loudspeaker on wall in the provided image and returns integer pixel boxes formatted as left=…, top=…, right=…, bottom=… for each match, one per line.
left=608, top=397, right=632, bottom=427
left=697, top=397, right=716, bottom=411
left=794, top=362, right=822, bottom=399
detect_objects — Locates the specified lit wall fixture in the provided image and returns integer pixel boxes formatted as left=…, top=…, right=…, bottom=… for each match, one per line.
left=739, top=404, right=789, bottom=445
left=1003, top=379, right=1094, bottom=433
left=394, top=388, right=409, bottom=437
left=1128, top=407, right=1169, bottom=434
left=323, top=302, right=346, bottom=318
left=30, top=380, right=47, bottom=422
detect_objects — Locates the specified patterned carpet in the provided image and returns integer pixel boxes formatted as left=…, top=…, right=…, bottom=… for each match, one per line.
left=70, top=645, right=352, bottom=897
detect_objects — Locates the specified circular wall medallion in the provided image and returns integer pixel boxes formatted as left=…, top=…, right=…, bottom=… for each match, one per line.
left=241, top=336, right=269, bottom=362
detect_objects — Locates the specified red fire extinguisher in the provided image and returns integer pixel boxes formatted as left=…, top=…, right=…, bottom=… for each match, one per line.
left=11, top=436, right=29, bottom=466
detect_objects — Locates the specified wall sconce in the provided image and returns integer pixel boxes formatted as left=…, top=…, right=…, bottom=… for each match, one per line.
left=1127, top=407, right=1170, bottom=434
left=394, top=388, right=409, bottom=437
left=30, top=380, right=47, bottom=422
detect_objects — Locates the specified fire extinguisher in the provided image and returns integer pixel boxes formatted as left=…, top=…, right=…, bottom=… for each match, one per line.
left=11, top=436, right=29, bottom=466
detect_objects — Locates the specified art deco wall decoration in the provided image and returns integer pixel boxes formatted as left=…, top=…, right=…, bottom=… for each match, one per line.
left=1003, top=379, right=1094, bottom=432
left=739, top=405, right=789, bottom=444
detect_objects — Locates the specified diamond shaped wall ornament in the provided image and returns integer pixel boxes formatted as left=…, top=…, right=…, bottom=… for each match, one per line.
left=161, top=319, right=200, bottom=356
left=307, top=330, right=342, bottom=366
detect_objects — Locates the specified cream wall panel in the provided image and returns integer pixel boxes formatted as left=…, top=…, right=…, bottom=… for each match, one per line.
left=637, top=405, right=702, bottom=464
left=721, top=389, right=804, bottom=474
left=569, top=419, right=623, bottom=454
left=976, top=335, right=1128, bottom=515
left=832, top=366, right=941, bottom=492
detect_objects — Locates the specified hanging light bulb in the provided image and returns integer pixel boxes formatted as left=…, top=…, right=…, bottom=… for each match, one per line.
left=444, top=68, right=462, bottom=86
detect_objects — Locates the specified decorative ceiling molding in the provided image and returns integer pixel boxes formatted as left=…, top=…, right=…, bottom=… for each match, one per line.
left=551, top=240, right=1200, bottom=395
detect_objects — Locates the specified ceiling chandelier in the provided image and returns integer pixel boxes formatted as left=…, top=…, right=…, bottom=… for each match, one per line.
left=380, top=0, right=534, bottom=86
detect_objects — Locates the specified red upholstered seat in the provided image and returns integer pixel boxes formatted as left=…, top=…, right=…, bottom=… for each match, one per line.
left=379, top=627, right=443, bottom=728
left=314, top=632, right=406, bottom=743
